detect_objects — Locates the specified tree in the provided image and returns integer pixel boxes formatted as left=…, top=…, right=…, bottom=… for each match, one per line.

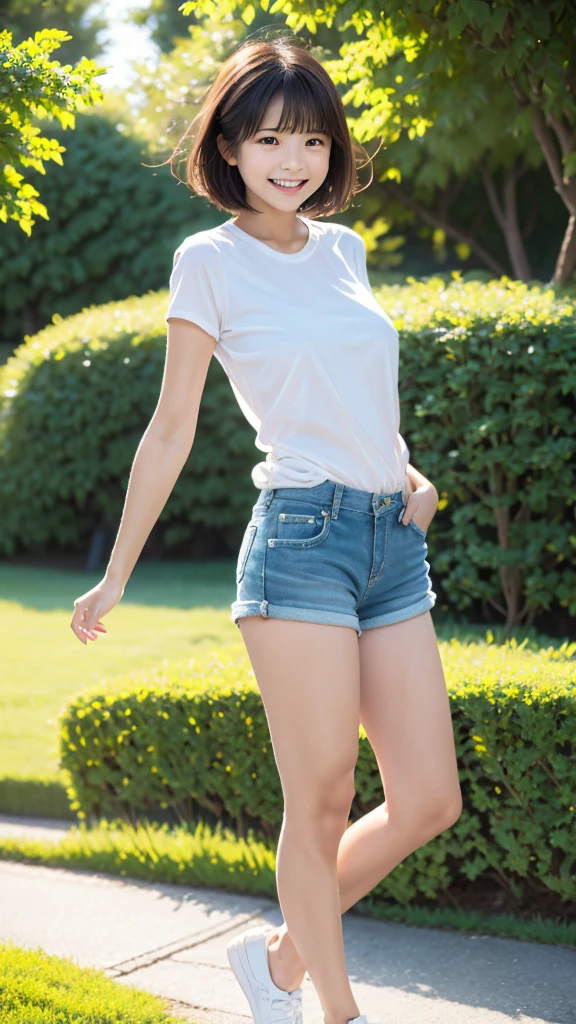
left=125, top=16, right=247, bottom=154
left=0, top=107, right=204, bottom=344
left=126, top=0, right=199, bottom=54
left=180, top=0, right=576, bottom=285
left=1, top=28, right=106, bottom=234
left=0, top=0, right=107, bottom=65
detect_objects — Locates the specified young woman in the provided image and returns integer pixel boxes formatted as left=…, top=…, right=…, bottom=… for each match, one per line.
left=71, top=36, right=462, bottom=1024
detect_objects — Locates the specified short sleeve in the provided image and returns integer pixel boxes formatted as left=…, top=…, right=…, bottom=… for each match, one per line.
left=351, top=232, right=372, bottom=292
left=165, top=237, right=226, bottom=343
left=339, top=227, right=372, bottom=292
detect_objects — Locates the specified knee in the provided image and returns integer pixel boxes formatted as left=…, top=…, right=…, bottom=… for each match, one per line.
left=421, top=789, right=463, bottom=840
left=393, top=787, right=463, bottom=843
left=284, top=773, right=356, bottom=851
left=434, top=789, right=463, bottom=833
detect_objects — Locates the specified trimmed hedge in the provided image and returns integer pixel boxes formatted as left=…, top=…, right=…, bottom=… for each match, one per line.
left=58, top=638, right=576, bottom=909
left=0, top=275, right=574, bottom=627
left=0, top=776, right=76, bottom=820
left=385, top=274, right=576, bottom=630
left=0, top=292, right=255, bottom=559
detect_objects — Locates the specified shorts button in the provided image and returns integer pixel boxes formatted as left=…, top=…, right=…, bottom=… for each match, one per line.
left=384, top=496, right=391, bottom=504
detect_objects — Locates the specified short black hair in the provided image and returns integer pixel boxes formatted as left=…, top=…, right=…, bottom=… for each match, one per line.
left=170, top=36, right=371, bottom=218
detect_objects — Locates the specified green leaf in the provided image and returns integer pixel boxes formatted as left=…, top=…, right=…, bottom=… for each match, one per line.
left=481, top=21, right=496, bottom=47
left=462, top=0, right=491, bottom=27
left=448, top=9, right=470, bottom=39
left=491, top=6, right=509, bottom=34
left=528, top=7, right=551, bottom=39
left=241, top=3, right=255, bottom=24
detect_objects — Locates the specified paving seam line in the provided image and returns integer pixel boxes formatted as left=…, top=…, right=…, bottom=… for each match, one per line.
left=106, top=907, right=273, bottom=976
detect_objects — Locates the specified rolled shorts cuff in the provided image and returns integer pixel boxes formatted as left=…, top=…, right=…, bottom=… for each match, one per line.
left=231, top=599, right=362, bottom=637
left=359, top=591, right=436, bottom=631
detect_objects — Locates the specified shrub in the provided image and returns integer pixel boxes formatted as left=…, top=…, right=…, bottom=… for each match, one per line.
left=59, top=638, right=576, bottom=909
left=0, top=292, right=256, bottom=559
left=383, top=273, right=576, bottom=629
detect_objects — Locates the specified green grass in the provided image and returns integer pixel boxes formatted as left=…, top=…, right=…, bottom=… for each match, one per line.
left=1, top=818, right=575, bottom=950
left=0, top=941, right=187, bottom=1023
left=0, top=559, right=246, bottom=779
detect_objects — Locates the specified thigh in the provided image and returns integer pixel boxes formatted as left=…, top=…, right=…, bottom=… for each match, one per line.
left=358, top=610, right=461, bottom=819
left=238, top=617, right=361, bottom=812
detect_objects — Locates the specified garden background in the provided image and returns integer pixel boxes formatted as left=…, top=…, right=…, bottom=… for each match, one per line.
left=0, top=1, right=575, bottom=1020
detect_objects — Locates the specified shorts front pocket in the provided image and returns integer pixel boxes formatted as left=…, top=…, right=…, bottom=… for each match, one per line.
left=408, top=517, right=427, bottom=538
left=269, top=508, right=331, bottom=549
left=236, top=523, right=258, bottom=583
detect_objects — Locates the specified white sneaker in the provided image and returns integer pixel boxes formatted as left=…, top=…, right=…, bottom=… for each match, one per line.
left=227, top=924, right=304, bottom=1024
left=348, top=1017, right=369, bottom=1024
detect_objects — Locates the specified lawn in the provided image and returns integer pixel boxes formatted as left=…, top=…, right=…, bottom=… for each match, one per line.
left=0, top=559, right=246, bottom=778
left=0, top=941, right=186, bottom=1023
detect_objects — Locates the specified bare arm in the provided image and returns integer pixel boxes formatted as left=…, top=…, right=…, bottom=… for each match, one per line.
left=406, top=462, right=437, bottom=497
left=103, top=317, right=216, bottom=587
left=71, top=317, right=217, bottom=643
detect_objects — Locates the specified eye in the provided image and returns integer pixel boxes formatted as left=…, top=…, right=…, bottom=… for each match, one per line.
left=258, top=136, right=325, bottom=146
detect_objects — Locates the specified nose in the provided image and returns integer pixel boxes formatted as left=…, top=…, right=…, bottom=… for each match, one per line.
left=280, top=144, right=306, bottom=173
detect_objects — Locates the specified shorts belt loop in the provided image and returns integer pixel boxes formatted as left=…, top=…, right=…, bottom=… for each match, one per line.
left=264, top=488, right=274, bottom=510
left=330, top=483, right=344, bottom=520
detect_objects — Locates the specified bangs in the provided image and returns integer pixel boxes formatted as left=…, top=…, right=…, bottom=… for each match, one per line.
left=236, top=72, right=338, bottom=144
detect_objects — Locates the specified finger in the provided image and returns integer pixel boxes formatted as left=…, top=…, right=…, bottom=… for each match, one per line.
left=81, top=618, right=102, bottom=632
left=76, top=613, right=97, bottom=638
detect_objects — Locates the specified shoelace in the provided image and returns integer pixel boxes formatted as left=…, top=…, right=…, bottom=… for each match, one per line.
left=270, top=991, right=303, bottom=1024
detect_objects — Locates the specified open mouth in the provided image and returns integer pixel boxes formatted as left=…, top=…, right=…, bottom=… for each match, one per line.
left=269, top=179, right=308, bottom=193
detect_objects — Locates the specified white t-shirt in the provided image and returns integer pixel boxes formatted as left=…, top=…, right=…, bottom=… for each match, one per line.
left=165, top=215, right=410, bottom=497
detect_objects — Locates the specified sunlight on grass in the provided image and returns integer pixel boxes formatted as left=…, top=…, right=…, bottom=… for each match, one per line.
left=0, top=941, right=185, bottom=1023
left=0, top=560, right=245, bottom=777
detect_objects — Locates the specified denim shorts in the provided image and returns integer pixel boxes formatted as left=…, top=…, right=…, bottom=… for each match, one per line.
left=231, top=479, right=436, bottom=637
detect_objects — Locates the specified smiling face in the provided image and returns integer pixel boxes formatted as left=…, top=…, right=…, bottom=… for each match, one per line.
left=217, top=90, right=332, bottom=219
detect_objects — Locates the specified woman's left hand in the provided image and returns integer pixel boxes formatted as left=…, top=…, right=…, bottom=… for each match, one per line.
left=399, top=483, right=438, bottom=534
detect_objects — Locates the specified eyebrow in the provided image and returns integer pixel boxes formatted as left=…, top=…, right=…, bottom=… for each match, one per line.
left=256, top=127, right=327, bottom=134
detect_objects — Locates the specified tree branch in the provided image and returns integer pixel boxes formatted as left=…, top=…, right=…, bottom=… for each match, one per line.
left=382, top=182, right=508, bottom=277
left=531, top=104, right=576, bottom=215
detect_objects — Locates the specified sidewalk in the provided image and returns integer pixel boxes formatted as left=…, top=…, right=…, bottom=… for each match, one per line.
left=0, top=817, right=575, bottom=1023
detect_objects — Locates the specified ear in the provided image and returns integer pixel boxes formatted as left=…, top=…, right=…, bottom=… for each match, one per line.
left=216, top=132, right=237, bottom=166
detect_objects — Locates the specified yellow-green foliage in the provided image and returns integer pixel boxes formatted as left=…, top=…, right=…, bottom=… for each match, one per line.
left=59, top=637, right=576, bottom=907
left=0, top=941, right=183, bottom=1024
left=377, top=273, right=574, bottom=328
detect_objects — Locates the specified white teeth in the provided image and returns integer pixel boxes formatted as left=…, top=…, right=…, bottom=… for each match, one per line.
left=271, top=179, right=304, bottom=187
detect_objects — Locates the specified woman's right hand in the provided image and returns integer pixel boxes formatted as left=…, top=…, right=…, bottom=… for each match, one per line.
left=70, top=576, right=125, bottom=645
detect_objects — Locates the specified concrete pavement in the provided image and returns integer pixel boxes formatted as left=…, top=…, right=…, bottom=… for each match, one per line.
left=0, top=818, right=575, bottom=1023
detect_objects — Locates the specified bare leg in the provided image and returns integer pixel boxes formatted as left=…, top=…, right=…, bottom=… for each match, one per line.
left=238, top=616, right=362, bottom=1024
left=266, top=610, right=462, bottom=992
